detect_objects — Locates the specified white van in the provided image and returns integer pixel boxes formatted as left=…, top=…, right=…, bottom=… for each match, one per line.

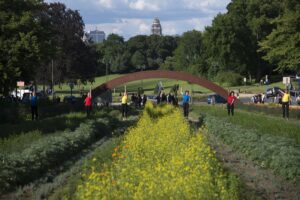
left=10, top=89, right=32, bottom=100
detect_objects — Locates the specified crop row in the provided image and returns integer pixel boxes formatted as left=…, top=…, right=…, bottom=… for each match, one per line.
left=75, top=103, right=240, bottom=199
left=204, top=115, right=300, bottom=184
left=0, top=118, right=110, bottom=194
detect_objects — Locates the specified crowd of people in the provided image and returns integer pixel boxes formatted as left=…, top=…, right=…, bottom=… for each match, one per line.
left=17, top=84, right=298, bottom=122
left=118, top=89, right=191, bottom=120
left=156, top=92, right=178, bottom=105
left=251, top=93, right=266, bottom=104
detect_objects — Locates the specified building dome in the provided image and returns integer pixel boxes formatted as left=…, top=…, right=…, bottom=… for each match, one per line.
left=151, top=18, right=162, bottom=36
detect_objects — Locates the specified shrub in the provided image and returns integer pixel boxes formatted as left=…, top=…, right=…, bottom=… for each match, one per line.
left=215, top=71, right=243, bottom=86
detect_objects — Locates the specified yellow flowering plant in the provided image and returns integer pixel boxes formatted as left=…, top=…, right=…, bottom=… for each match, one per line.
left=75, top=102, right=239, bottom=199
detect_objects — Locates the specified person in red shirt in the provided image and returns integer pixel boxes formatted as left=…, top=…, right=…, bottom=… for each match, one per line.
left=84, top=92, right=92, bottom=117
left=227, top=91, right=237, bottom=116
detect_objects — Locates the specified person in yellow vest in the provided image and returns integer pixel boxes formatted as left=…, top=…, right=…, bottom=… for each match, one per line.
left=121, top=92, right=128, bottom=120
left=282, top=89, right=290, bottom=119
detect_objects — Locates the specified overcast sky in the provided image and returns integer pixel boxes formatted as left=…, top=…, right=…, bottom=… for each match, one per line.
left=45, top=0, right=231, bottom=39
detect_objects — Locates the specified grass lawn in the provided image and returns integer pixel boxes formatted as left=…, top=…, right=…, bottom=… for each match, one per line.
left=41, top=73, right=297, bottom=97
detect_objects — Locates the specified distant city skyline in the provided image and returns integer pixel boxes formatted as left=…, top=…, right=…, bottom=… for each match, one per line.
left=45, top=0, right=230, bottom=39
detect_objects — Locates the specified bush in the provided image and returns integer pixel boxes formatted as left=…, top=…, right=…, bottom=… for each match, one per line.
left=215, top=71, right=243, bottom=86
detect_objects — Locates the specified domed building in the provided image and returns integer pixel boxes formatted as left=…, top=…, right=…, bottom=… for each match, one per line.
left=151, top=18, right=162, bottom=36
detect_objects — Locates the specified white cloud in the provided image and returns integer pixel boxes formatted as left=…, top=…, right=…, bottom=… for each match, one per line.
left=129, top=0, right=160, bottom=11
left=96, top=0, right=114, bottom=8
left=45, top=0, right=231, bottom=38
left=187, top=17, right=213, bottom=30
left=138, top=23, right=149, bottom=34
left=183, top=0, right=229, bottom=12
left=86, top=17, right=215, bottom=39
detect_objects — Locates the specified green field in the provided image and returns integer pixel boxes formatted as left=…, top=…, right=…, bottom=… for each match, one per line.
left=1, top=100, right=299, bottom=199
left=50, top=73, right=291, bottom=97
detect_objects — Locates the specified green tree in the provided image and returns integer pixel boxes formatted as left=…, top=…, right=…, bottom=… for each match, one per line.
left=0, top=0, right=43, bottom=95
left=204, top=1, right=257, bottom=78
left=103, top=34, right=129, bottom=73
left=173, top=30, right=206, bottom=75
left=131, top=50, right=147, bottom=70
left=259, top=0, right=300, bottom=73
left=127, top=35, right=148, bottom=70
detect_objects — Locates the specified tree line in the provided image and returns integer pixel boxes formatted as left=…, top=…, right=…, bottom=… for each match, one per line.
left=0, top=0, right=98, bottom=95
left=98, top=0, right=299, bottom=85
left=0, top=0, right=299, bottom=95
left=163, top=0, right=299, bottom=84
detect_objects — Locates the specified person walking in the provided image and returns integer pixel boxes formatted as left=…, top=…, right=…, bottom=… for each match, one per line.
left=181, top=89, right=190, bottom=118
left=121, top=92, right=128, bottom=120
left=211, top=95, right=216, bottom=105
left=296, top=95, right=300, bottom=105
left=156, top=92, right=161, bottom=105
left=142, top=94, right=147, bottom=106
left=227, top=91, right=237, bottom=116
left=84, top=92, right=92, bottom=117
left=261, top=93, right=266, bottom=104
left=30, top=91, right=38, bottom=120
left=282, top=89, right=290, bottom=119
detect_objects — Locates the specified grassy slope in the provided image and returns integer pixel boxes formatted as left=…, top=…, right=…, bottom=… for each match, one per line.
left=50, top=73, right=289, bottom=96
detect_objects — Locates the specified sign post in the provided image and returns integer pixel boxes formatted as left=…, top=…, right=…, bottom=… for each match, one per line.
left=283, top=77, right=291, bottom=89
left=17, top=81, right=25, bottom=87
left=296, top=75, right=300, bottom=91
left=265, top=75, right=269, bottom=98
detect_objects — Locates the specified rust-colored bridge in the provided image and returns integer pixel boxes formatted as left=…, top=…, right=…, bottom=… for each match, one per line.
left=92, top=70, right=229, bottom=99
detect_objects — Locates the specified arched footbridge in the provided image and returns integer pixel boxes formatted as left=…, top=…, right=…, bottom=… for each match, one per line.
left=92, top=70, right=229, bottom=100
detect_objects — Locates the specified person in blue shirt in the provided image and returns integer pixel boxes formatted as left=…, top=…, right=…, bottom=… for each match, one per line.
left=181, top=89, right=191, bottom=118
left=30, top=92, right=38, bottom=120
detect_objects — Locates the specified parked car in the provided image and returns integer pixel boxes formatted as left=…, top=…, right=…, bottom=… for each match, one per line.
left=63, top=95, right=77, bottom=103
left=266, top=87, right=284, bottom=98
left=207, top=94, right=226, bottom=104
left=21, top=91, right=48, bottom=104
left=10, top=89, right=31, bottom=100
left=266, top=87, right=298, bottom=98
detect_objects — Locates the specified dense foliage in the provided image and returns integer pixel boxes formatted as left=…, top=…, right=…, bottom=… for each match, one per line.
left=1, top=0, right=299, bottom=95
left=0, top=0, right=97, bottom=95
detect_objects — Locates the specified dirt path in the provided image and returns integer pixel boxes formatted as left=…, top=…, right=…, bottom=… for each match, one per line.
left=188, top=119, right=300, bottom=200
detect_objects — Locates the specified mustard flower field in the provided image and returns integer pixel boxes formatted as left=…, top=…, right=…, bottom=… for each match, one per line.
left=75, top=103, right=239, bottom=199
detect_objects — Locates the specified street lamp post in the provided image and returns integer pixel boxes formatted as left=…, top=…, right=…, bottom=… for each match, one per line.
left=52, top=59, right=54, bottom=101
left=105, top=62, right=108, bottom=82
